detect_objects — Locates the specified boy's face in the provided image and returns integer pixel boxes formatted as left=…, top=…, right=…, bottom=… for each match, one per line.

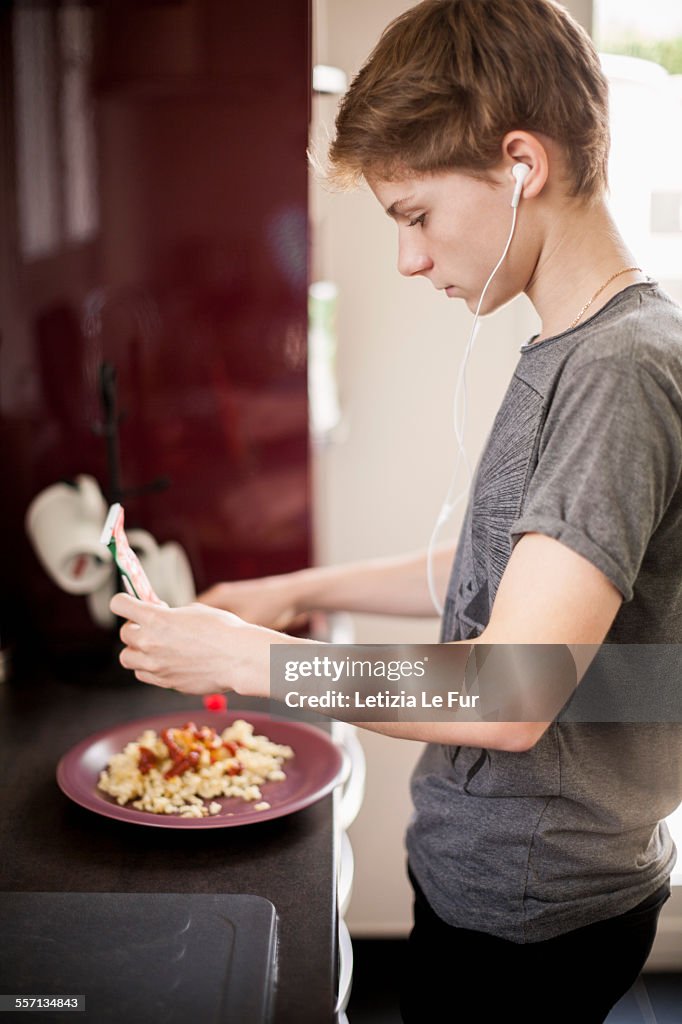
left=368, top=169, right=533, bottom=315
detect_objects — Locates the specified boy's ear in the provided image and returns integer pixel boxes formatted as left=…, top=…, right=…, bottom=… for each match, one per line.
left=501, top=131, right=549, bottom=200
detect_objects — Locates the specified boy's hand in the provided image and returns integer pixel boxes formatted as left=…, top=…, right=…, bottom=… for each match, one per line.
left=110, top=593, right=276, bottom=699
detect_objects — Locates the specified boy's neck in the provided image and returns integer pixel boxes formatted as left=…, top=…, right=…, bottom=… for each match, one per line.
left=525, top=199, right=647, bottom=344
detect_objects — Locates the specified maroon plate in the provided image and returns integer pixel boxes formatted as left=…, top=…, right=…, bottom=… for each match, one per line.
left=56, top=710, right=348, bottom=828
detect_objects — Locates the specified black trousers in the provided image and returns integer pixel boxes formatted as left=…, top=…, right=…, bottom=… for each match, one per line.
left=399, top=866, right=671, bottom=1024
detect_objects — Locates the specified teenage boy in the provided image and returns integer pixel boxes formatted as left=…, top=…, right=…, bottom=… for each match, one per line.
left=113, top=1, right=682, bottom=1020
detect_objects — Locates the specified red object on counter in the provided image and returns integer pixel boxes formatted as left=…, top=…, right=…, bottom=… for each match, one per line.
left=203, top=694, right=227, bottom=712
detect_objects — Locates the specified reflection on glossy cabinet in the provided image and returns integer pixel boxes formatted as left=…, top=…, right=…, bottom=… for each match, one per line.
left=0, top=0, right=312, bottom=657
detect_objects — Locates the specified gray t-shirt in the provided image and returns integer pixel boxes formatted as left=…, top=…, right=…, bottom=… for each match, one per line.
left=406, top=280, right=682, bottom=943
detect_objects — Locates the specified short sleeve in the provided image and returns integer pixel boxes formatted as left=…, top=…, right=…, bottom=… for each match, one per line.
left=509, top=357, right=682, bottom=602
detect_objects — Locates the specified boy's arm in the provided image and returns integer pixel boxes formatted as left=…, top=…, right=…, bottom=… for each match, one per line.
left=113, top=533, right=623, bottom=752
left=353, top=531, right=623, bottom=750
left=290, top=541, right=455, bottom=617
left=199, top=541, right=456, bottom=623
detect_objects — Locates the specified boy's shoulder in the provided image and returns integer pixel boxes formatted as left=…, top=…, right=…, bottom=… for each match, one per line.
left=562, top=282, right=682, bottom=399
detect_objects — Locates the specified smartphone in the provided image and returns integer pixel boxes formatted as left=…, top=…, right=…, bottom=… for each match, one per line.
left=100, top=503, right=164, bottom=605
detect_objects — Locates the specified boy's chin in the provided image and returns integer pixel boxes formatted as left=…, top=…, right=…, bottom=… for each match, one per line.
left=464, top=295, right=489, bottom=315
left=465, top=291, right=518, bottom=317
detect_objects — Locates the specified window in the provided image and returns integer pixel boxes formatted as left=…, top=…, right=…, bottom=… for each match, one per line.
left=595, top=1, right=682, bottom=73
left=594, top=1, right=682, bottom=302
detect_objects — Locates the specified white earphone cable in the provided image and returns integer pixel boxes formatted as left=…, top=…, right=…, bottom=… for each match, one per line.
left=427, top=203, right=519, bottom=615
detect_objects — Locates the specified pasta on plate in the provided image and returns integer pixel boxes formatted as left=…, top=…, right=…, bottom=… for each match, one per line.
left=97, top=718, right=294, bottom=818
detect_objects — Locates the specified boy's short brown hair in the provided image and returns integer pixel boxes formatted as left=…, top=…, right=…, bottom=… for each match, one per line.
left=327, top=0, right=610, bottom=199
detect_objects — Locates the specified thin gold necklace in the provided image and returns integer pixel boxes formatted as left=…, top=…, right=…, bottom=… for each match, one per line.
left=569, top=267, right=642, bottom=330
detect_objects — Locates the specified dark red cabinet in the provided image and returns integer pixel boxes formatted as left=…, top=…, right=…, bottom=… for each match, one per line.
left=0, top=0, right=312, bottom=657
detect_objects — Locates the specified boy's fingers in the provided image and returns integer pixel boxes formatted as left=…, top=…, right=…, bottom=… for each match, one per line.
left=110, top=593, right=158, bottom=624
left=119, top=620, right=142, bottom=647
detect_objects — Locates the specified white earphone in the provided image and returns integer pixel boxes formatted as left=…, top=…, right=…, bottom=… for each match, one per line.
left=427, top=161, right=530, bottom=614
left=511, top=162, right=530, bottom=208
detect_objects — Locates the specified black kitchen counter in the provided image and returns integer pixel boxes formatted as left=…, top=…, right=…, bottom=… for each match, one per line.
left=0, top=654, right=339, bottom=1024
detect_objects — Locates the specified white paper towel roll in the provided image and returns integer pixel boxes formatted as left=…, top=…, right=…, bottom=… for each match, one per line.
left=25, top=476, right=111, bottom=595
